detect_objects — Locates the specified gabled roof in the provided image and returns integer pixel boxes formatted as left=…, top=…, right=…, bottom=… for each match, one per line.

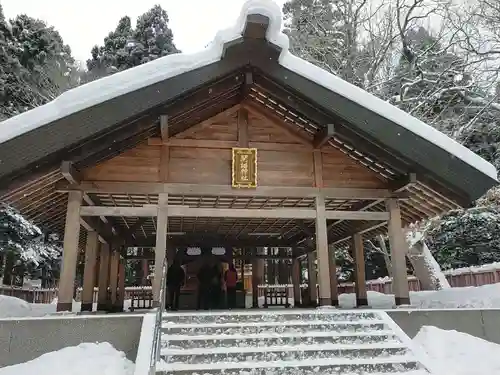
left=0, top=0, right=496, bottom=204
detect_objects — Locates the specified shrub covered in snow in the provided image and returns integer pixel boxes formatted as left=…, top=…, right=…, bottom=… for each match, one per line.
left=0, top=204, right=61, bottom=285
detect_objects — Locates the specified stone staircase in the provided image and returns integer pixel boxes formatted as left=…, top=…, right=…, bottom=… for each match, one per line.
left=156, top=309, right=435, bottom=375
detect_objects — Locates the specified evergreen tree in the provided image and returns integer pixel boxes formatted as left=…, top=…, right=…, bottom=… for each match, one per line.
left=0, top=8, right=79, bottom=119
left=426, top=206, right=500, bottom=269
left=86, top=5, right=179, bottom=81
left=0, top=204, right=61, bottom=285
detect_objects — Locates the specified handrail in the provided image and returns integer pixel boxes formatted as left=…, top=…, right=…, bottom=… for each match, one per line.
left=148, top=256, right=168, bottom=375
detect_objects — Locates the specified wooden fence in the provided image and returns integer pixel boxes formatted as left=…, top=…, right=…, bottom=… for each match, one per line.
left=1, top=266, right=499, bottom=304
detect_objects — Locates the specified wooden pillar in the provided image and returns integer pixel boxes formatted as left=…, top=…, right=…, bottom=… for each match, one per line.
left=251, top=247, right=259, bottom=308
left=353, top=233, right=368, bottom=307
left=116, top=259, right=126, bottom=312
left=240, top=258, right=245, bottom=286
left=315, top=195, right=331, bottom=306
left=307, top=252, right=318, bottom=306
left=109, top=249, right=120, bottom=311
left=142, top=259, right=149, bottom=286
left=57, top=191, right=83, bottom=312
left=386, top=198, right=410, bottom=305
left=153, top=193, right=168, bottom=307
left=97, top=243, right=110, bottom=311
left=292, top=258, right=301, bottom=306
left=81, top=230, right=99, bottom=312
left=328, top=244, right=339, bottom=306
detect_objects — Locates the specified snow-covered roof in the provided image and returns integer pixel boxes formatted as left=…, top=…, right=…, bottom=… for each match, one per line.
left=0, top=0, right=497, bottom=200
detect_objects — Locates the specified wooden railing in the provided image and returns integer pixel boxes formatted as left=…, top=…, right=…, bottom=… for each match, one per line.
left=2, top=265, right=500, bottom=304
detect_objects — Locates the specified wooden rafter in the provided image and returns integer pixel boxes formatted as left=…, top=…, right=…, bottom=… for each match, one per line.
left=313, top=124, right=335, bottom=149
left=242, top=100, right=312, bottom=146
left=170, top=104, right=241, bottom=139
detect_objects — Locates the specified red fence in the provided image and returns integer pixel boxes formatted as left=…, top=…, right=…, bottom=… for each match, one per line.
left=2, top=266, right=500, bottom=304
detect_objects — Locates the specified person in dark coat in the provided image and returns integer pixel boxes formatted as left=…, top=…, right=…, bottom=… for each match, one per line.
left=210, top=262, right=223, bottom=309
left=197, top=261, right=213, bottom=310
left=166, top=258, right=185, bottom=311
left=224, top=263, right=238, bottom=309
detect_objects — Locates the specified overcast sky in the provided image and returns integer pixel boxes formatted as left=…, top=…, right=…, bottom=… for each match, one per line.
left=2, top=0, right=287, bottom=65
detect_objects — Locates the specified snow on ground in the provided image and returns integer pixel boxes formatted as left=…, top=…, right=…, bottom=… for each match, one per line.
left=1, top=283, right=500, bottom=318
left=414, top=326, right=500, bottom=375
left=339, top=283, right=500, bottom=309
left=248, top=283, right=500, bottom=309
left=0, top=295, right=132, bottom=318
left=0, top=342, right=134, bottom=375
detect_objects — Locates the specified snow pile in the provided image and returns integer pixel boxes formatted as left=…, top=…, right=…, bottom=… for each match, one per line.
left=0, top=342, right=134, bottom=375
left=444, top=262, right=500, bottom=276
left=338, top=283, right=500, bottom=309
left=0, top=295, right=33, bottom=318
left=0, top=296, right=133, bottom=318
left=414, top=326, right=500, bottom=375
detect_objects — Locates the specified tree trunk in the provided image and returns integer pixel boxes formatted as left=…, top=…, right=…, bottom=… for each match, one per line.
left=376, top=235, right=393, bottom=278
left=406, top=231, right=451, bottom=290
left=2, top=252, right=14, bottom=285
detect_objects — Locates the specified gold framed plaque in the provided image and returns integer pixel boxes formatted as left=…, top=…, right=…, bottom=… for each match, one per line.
left=232, top=148, right=257, bottom=188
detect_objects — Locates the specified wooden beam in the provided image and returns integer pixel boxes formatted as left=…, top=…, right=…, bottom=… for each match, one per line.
left=386, top=198, right=410, bottom=305
left=352, top=233, right=368, bottom=306
left=313, top=150, right=323, bottom=188
left=97, top=243, right=110, bottom=311
left=328, top=244, right=339, bottom=306
left=242, top=101, right=312, bottom=146
left=167, top=206, right=317, bottom=219
left=148, top=138, right=314, bottom=152
left=128, top=236, right=306, bottom=248
left=61, top=161, right=82, bottom=184
left=237, top=108, right=249, bottom=147
left=332, top=221, right=387, bottom=245
left=242, top=71, right=253, bottom=99
left=81, top=231, right=99, bottom=312
left=126, top=218, right=148, bottom=237
left=57, top=190, right=82, bottom=312
left=61, top=161, right=113, bottom=244
left=160, top=115, right=169, bottom=140
left=391, top=173, right=417, bottom=192
left=315, top=195, right=331, bottom=306
left=307, top=252, right=318, bottom=304
left=313, top=124, right=335, bottom=149
left=80, top=205, right=317, bottom=219
left=152, top=193, right=168, bottom=306
left=325, top=210, right=389, bottom=221
left=80, top=205, right=157, bottom=217
left=58, top=182, right=405, bottom=200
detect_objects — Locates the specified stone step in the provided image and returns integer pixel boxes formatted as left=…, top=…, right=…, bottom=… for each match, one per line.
left=161, top=344, right=410, bottom=364
left=162, top=318, right=385, bottom=330
left=161, top=330, right=401, bottom=350
left=162, top=321, right=387, bottom=336
left=156, top=356, right=424, bottom=375
left=162, top=310, right=379, bottom=324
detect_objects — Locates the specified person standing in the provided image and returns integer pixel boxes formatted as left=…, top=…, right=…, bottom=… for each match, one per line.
left=197, top=261, right=212, bottom=310
left=224, top=263, right=238, bottom=309
left=211, top=262, right=223, bottom=309
left=166, top=258, right=185, bottom=311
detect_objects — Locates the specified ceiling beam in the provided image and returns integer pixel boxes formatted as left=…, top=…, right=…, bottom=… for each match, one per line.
left=313, top=124, right=335, bottom=149
left=57, top=182, right=407, bottom=200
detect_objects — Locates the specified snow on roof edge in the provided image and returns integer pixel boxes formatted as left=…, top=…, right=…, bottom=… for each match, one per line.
left=278, top=50, right=499, bottom=182
left=0, top=0, right=496, bottom=184
left=0, top=0, right=284, bottom=145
